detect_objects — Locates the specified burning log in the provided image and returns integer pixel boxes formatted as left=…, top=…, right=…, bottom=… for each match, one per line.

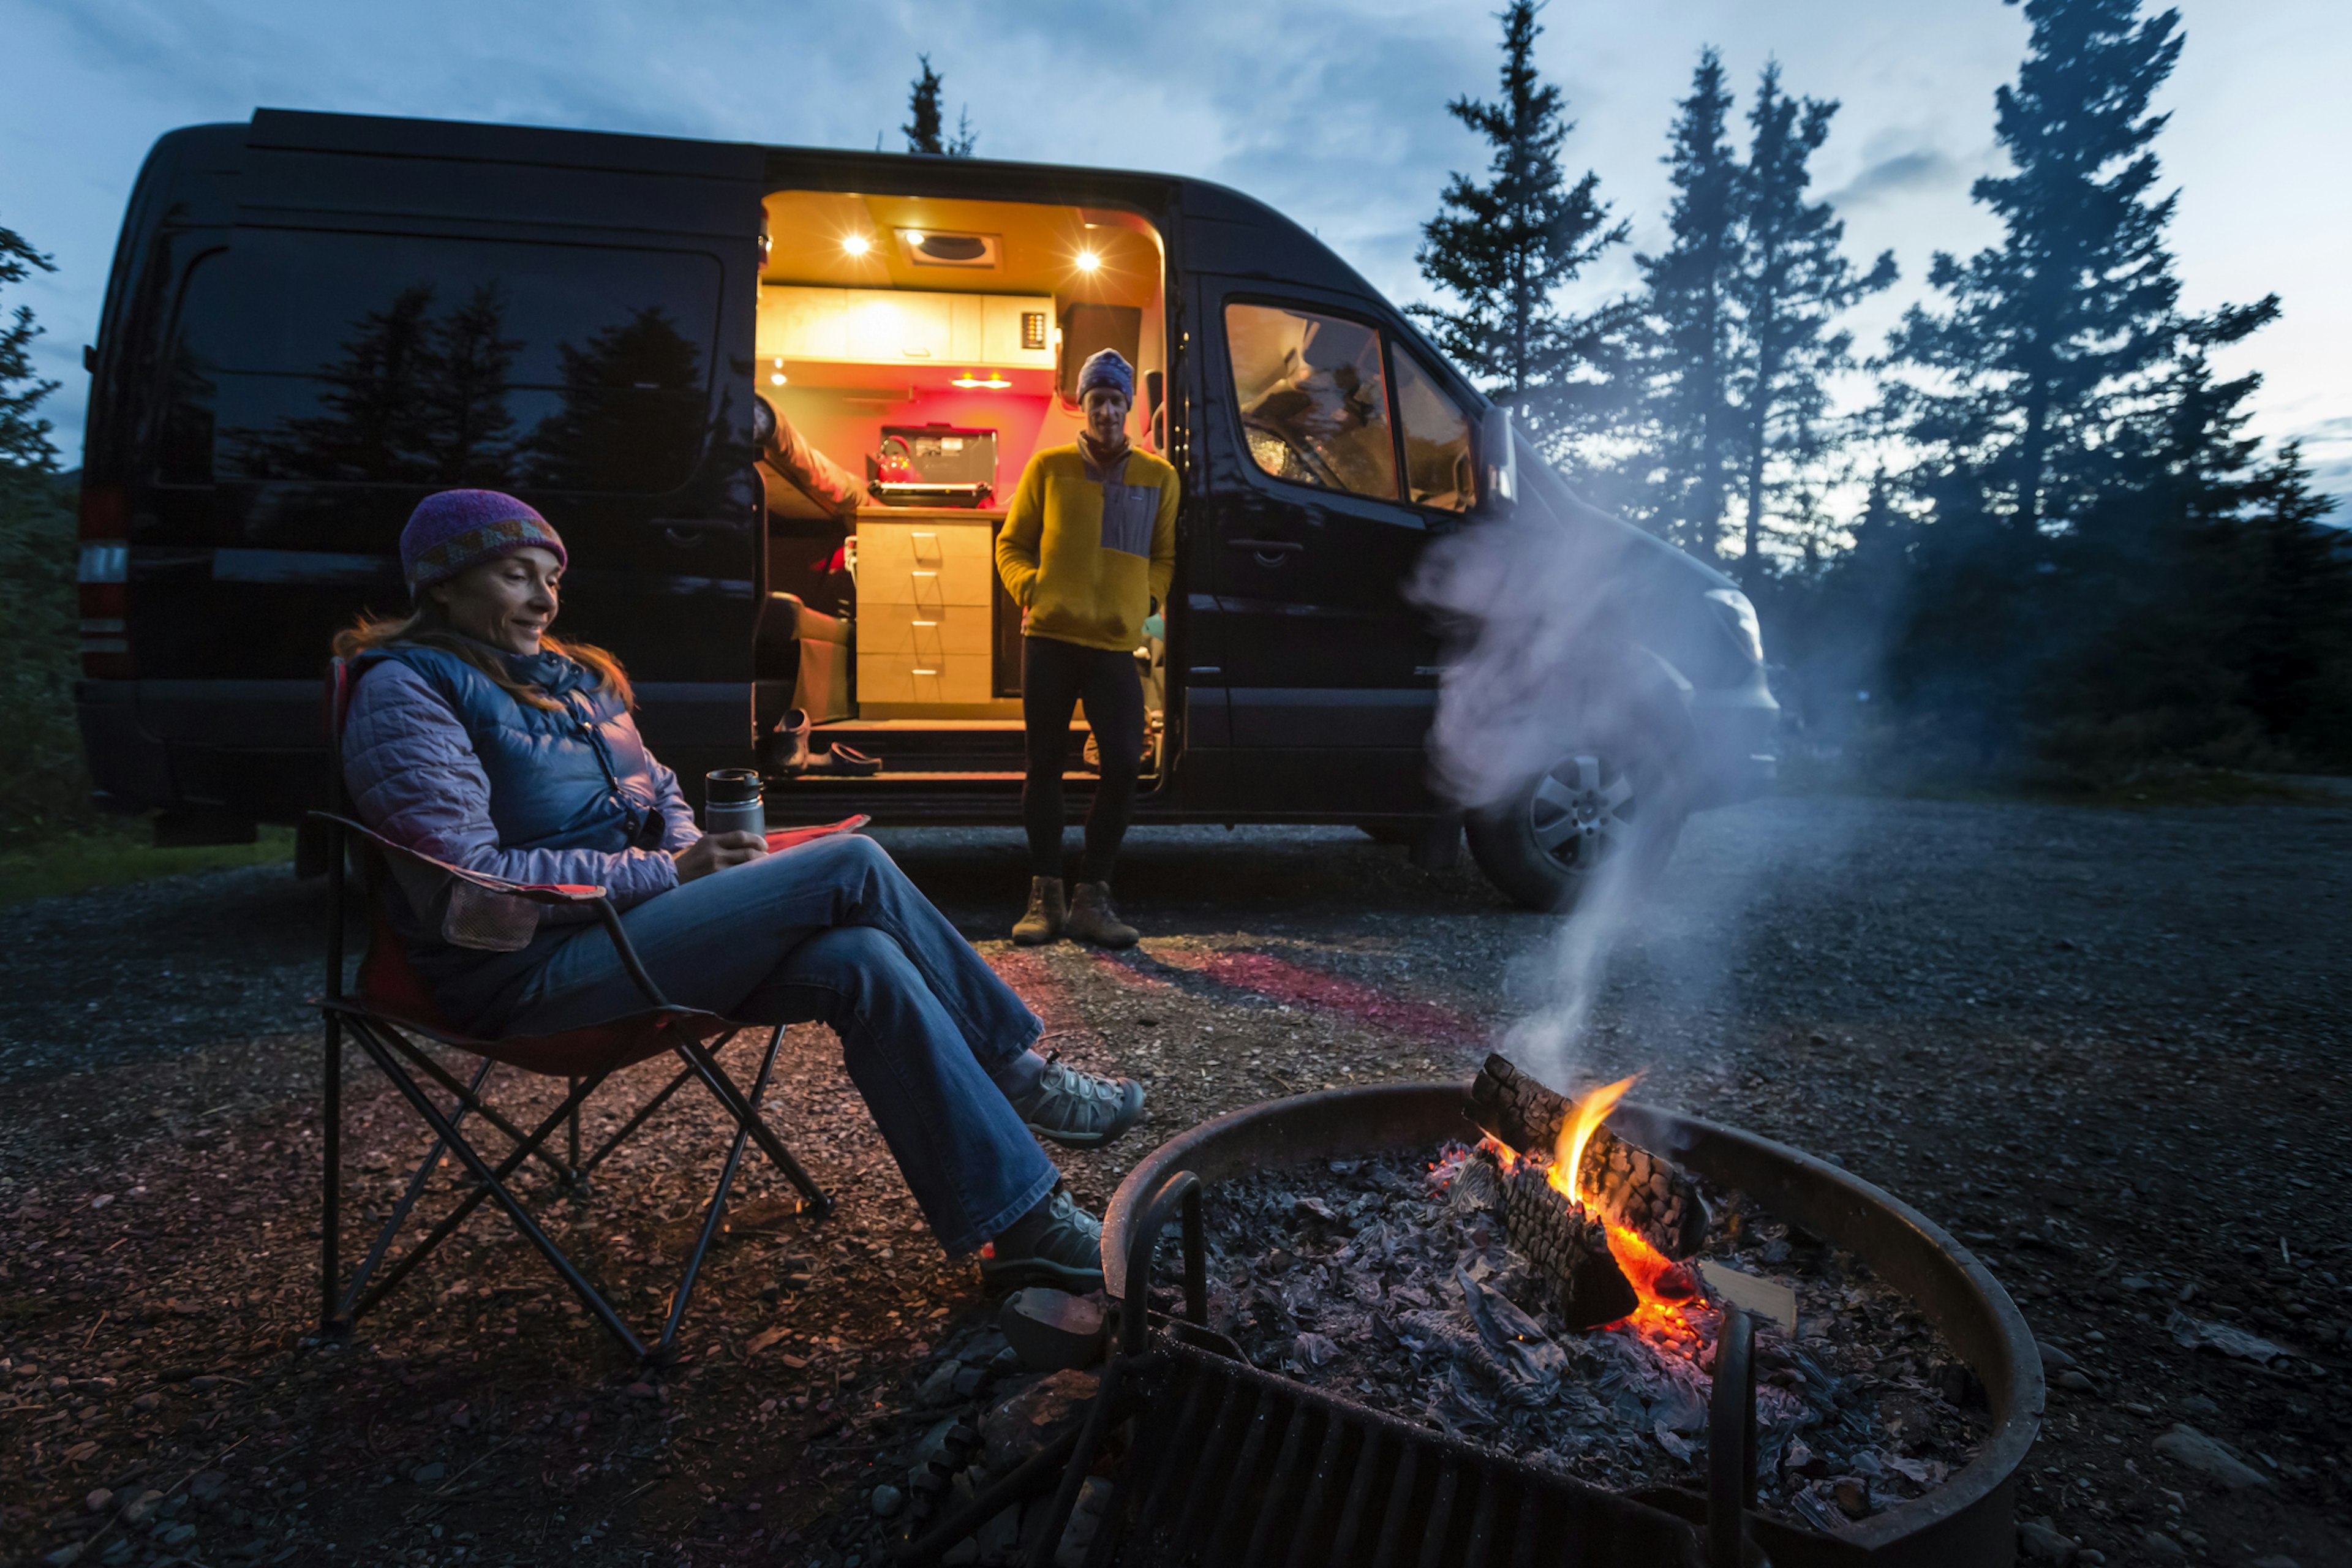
left=1502, top=1161, right=1639, bottom=1329
left=1464, top=1054, right=1710, bottom=1260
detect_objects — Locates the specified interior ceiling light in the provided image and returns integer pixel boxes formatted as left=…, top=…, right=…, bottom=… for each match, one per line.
left=770, top=372, right=788, bottom=385
left=1074, top=249, right=1101, bottom=273
left=952, top=370, right=1012, bottom=390
left=899, top=229, right=998, bottom=268
left=842, top=233, right=872, bottom=256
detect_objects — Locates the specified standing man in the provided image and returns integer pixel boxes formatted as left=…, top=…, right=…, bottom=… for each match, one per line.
left=995, top=349, right=1177, bottom=948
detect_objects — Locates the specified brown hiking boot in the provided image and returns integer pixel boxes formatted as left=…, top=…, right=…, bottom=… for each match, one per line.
left=1012, top=877, right=1066, bottom=945
left=1065, top=882, right=1137, bottom=948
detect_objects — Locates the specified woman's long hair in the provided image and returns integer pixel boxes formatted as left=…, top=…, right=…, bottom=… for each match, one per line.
left=333, top=605, right=635, bottom=713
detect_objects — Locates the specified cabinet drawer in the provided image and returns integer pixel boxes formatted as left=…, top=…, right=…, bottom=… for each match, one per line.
left=855, top=521, right=996, bottom=608
left=856, top=520, right=995, bottom=575
left=859, top=561, right=994, bottom=608
left=858, top=602, right=993, bottom=655
left=857, top=652, right=993, bottom=706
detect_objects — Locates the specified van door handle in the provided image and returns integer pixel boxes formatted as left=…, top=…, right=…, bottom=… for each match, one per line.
left=1228, top=538, right=1303, bottom=558
left=648, top=517, right=738, bottom=547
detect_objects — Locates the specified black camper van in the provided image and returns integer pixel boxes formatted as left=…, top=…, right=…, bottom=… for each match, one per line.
left=74, top=110, right=1776, bottom=910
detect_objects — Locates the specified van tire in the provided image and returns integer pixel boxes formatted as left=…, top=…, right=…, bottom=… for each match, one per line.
left=1466, top=742, right=1684, bottom=912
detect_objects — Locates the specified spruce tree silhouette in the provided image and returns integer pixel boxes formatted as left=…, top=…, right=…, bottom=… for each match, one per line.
left=1411, top=0, right=1626, bottom=454
left=1875, top=0, right=2290, bottom=758
left=1635, top=50, right=1742, bottom=560
left=1730, top=64, right=1894, bottom=586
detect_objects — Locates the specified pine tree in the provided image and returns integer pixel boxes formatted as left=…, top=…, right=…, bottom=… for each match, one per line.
left=0, top=222, right=59, bottom=477
left=2234, top=443, right=2352, bottom=759
left=0, top=220, right=86, bottom=842
left=1411, top=0, right=1626, bottom=447
left=1883, top=0, right=2190, bottom=536
left=1634, top=50, right=1743, bottom=559
left=903, top=58, right=977, bottom=157
left=1730, top=64, right=1894, bottom=586
left=1874, top=0, right=2286, bottom=755
left=903, top=57, right=946, bottom=155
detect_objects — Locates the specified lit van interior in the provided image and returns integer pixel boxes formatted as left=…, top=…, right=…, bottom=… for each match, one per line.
left=752, top=190, right=1167, bottom=778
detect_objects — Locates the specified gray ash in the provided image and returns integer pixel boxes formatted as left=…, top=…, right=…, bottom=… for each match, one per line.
left=1188, top=1142, right=1990, bottom=1529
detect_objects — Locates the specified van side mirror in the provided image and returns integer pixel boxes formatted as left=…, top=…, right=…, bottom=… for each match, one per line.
left=1477, top=405, right=1517, bottom=518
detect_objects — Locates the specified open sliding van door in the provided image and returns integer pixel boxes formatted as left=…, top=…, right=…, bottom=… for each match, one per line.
left=156, top=109, right=767, bottom=792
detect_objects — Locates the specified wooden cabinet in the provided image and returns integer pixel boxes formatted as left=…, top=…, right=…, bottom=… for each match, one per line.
left=760, top=287, right=1055, bottom=368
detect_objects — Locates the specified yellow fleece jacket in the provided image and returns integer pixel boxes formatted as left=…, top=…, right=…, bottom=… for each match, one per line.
left=995, top=443, right=1179, bottom=653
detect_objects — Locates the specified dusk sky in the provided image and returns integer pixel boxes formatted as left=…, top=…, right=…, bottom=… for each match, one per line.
left=6, top=0, right=2345, bottom=511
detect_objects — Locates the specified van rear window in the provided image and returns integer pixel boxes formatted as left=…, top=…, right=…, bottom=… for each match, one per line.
left=160, top=230, right=722, bottom=492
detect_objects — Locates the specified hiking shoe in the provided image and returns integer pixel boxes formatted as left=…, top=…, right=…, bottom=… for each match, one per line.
left=979, top=1188, right=1104, bottom=1293
left=1012, top=876, right=1066, bottom=945
left=1011, top=1050, right=1145, bottom=1150
left=1065, top=882, right=1137, bottom=948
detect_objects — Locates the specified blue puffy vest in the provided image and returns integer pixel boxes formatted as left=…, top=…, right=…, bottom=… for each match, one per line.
left=355, top=641, right=665, bottom=854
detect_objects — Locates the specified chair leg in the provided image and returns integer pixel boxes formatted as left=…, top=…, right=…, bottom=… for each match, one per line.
left=349, top=1025, right=647, bottom=1360
left=320, top=1013, right=344, bottom=1336
left=339, top=1055, right=497, bottom=1322
left=657, top=1025, right=788, bottom=1358
left=576, top=1061, right=696, bottom=1180
left=568, top=1079, right=582, bottom=1171
left=379, top=1028, right=577, bottom=1185
left=676, top=1031, right=834, bottom=1218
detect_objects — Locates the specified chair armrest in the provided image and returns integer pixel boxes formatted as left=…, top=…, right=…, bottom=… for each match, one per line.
left=310, top=813, right=608, bottom=906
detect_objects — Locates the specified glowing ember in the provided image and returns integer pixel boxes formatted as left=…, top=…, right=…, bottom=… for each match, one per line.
left=1477, top=1076, right=1702, bottom=1338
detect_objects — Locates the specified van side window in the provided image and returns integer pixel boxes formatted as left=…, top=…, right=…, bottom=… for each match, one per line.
left=1224, top=303, right=1398, bottom=502
left=1392, top=349, right=1475, bottom=514
left=164, top=230, right=721, bottom=492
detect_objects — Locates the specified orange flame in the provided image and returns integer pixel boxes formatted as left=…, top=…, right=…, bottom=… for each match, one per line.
left=1547, top=1073, right=1639, bottom=1204
left=1483, top=1075, right=1701, bottom=1338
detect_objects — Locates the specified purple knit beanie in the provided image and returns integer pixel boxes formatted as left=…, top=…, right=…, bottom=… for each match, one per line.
left=399, top=490, right=567, bottom=597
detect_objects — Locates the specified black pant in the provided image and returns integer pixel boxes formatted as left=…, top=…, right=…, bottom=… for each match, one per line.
left=1022, top=635, right=1144, bottom=884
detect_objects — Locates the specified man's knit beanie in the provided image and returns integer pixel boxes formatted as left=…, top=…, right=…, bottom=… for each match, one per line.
left=1076, top=348, right=1135, bottom=403
left=399, top=490, right=568, bottom=597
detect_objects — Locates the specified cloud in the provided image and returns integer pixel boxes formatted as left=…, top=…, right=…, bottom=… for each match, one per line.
left=1825, top=146, right=1964, bottom=208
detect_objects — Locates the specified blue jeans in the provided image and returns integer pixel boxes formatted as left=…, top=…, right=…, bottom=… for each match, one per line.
left=480, top=834, right=1057, bottom=1256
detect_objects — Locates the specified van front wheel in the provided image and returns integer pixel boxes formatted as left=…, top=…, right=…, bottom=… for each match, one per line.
left=1466, top=747, right=1683, bottom=911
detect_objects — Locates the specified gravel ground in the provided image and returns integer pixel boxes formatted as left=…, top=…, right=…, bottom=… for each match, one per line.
left=1, top=794, right=2347, bottom=1567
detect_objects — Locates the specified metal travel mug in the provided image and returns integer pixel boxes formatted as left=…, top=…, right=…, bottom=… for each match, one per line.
left=703, top=769, right=766, bottom=839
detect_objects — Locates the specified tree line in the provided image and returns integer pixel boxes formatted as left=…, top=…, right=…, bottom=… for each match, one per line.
left=1415, top=0, right=2351, bottom=777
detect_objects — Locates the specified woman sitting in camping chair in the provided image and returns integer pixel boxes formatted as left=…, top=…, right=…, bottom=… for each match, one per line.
left=334, top=488, right=1139, bottom=1292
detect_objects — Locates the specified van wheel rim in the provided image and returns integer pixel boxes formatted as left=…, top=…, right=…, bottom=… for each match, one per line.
left=1526, top=753, right=1637, bottom=871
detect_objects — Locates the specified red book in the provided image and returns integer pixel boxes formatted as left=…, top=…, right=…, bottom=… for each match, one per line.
left=764, top=815, right=872, bottom=853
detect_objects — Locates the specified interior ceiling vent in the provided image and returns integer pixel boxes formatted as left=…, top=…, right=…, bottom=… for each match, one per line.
left=898, top=229, right=999, bottom=269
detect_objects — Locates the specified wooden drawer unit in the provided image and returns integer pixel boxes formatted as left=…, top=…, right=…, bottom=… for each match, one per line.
left=854, top=518, right=995, bottom=608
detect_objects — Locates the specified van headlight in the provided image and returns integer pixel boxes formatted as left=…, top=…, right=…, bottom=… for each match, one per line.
left=1704, top=589, right=1764, bottom=664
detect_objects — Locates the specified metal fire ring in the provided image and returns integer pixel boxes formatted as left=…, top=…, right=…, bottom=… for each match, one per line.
left=1104, top=1083, right=2043, bottom=1568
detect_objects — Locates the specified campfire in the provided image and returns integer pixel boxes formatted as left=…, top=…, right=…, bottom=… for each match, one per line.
left=1193, top=1054, right=1988, bottom=1528
left=1451, top=1060, right=1711, bottom=1336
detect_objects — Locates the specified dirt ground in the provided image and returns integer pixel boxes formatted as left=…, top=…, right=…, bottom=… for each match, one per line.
left=2, top=794, right=2347, bottom=1568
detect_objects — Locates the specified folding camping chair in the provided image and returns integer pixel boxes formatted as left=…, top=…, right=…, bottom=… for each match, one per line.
left=312, top=658, right=833, bottom=1363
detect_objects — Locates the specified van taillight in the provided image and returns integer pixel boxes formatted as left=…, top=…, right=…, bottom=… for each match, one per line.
left=78, top=484, right=134, bottom=679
